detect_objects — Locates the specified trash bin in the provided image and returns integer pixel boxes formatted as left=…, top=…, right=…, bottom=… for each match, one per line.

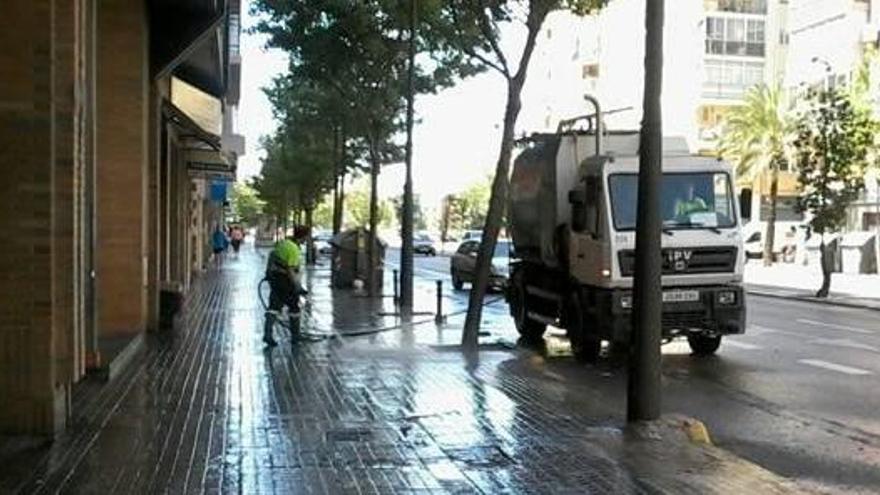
left=805, top=234, right=842, bottom=272
left=841, top=232, right=876, bottom=274
left=159, top=281, right=184, bottom=330
left=330, top=228, right=386, bottom=291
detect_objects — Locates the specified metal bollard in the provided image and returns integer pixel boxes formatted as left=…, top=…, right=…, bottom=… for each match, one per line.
left=393, top=269, right=399, bottom=305
left=435, top=280, right=444, bottom=324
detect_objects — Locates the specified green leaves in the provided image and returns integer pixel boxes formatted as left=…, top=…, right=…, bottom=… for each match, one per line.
left=230, top=182, right=266, bottom=226
left=718, top=84, right=795, bottom=183
left=794, top=87, right=878, bottom=235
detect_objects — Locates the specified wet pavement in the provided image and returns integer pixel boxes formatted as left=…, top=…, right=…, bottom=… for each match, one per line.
left=390, top=249, right=880, bottom=494
left=0, top=245, right=799, bottom=494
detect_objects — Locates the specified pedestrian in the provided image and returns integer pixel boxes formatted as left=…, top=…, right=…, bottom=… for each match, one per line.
left=211, top=225, right=228, bottom=267
left=263, top=226, right=309, bottom=346
left=230, top=225, right=244, bottom=257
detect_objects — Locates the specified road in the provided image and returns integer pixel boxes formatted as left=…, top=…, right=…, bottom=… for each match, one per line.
left=385, top=248, right=880, bottom=494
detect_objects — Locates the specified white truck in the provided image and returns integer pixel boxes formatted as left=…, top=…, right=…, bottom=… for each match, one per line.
left=507, top=103, right=746, bottom=361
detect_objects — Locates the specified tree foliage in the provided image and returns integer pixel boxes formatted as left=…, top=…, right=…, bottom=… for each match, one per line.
left=719, top=84, right=794, bottom=183
left=441, top=178, right=492, bottom=235
left=794, top=87, right=879, bottom=296
left=718, top=84, right=795, bottom=265
left=794, top=88, right=876, bottom=235
left=251, top=0, right=488, bottom=291
left=346, top=184, right=394, bottom=229
left=393, top=194, right=428, bottom=231
left=229, top=181, right=265, bottom=226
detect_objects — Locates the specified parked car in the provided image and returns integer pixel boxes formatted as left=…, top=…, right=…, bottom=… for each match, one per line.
left=414, top=233, right=437, bottom=256
left=743, top=223, right=806, bottom=261
left=461, top=230, right=482, bottom=242
left=450, top=238, right=511, bottom=290
left=744, top=230, right=763, bottom=259
left=313, top=231, right=333, bottom=255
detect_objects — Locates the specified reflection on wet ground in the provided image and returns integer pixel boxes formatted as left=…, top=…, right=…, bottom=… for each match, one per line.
left=0, top=248, right=798, bottom=494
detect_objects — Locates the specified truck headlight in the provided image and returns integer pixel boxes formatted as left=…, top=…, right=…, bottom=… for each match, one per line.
left=717, top=290, right=737, bottom=305
left=620, top=295, right=633, bottom=309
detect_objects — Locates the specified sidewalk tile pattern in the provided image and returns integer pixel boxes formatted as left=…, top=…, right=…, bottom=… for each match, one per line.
left=0, top=250, right=794, bottom=494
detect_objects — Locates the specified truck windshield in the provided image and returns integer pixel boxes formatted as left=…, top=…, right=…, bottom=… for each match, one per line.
left=608, top=172, right=736, bottom=231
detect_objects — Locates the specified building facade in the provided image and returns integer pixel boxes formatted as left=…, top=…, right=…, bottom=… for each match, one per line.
left=521, top=0, right=789, bottom=152
left=520, top=0, right=880, bottom=258
left=0, top=0, right=242, bottom=436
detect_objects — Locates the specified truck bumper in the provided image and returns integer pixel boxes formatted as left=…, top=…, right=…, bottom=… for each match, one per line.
left=590, top=285, right=746, bottom=343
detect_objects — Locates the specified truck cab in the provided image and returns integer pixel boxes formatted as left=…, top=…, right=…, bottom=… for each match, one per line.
left=507, top=126, right=746, bottom=360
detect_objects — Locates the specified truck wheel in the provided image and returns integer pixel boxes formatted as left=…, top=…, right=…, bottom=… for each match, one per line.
left=451, top=269, right=464, bottom=290
left=510, top=271, right=546, bottom=341
left=688, top=335, right=722, bottom=356
left=565, top=294, right=600, bottom=363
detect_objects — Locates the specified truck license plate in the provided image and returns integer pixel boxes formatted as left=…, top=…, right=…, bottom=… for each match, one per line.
left=662, top=290, right=700, bottom=303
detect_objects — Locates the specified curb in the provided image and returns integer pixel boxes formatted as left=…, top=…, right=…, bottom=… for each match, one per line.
left=627, top=414, right=713, bottom=446
left=622, top=414, right=803, bottom=493
left=746, top=288, right=880, bottom=313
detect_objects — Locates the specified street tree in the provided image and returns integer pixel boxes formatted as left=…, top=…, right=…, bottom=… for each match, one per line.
left=252, top=1, right=481, bottom=300
left=393, top=194, right=428, bottom=232
left=428, top=0, right=607, bottom=350
left=628, top=0, right=664, bottom=422
left=230, top=181, right=266, bottom=227
left=719, top=84, right=795, bottom=266
left=312, top=195, right=334, bottom=230
left=346, top=183, right=395, bottom=230
left=793, top=87, right=878, bottom=297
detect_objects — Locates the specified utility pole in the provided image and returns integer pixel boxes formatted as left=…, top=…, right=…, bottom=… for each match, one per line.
left=628, top=0, right=664, bottom=422
left=400, top=0, right=417, bottom=315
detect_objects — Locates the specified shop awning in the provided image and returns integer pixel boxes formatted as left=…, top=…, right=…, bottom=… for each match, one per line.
left=162, top=100, right=221, bottom=151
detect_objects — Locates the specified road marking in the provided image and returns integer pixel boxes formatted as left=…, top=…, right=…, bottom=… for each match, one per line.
left=747, top=325, right=802, bottom=338
left=723, top=340, right=761, bottom=350
left=797, top=359, right=873, bottom=376
left=808, top=338, right=879, bottom=353
left=796, top=318, right=873, bottom=334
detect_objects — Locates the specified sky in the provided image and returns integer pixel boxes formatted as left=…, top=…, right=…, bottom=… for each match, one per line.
left=236, top=7, right=514, bottom=212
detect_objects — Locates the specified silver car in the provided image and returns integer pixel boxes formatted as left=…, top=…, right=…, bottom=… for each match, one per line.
left=450, top=239, right=511, bottom=290
left=413, top=233, right=438, bottom=256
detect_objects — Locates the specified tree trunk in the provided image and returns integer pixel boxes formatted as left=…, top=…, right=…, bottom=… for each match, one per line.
left=368, top=140, right=381, bottom=296
left=305, top=206, right=316, bottom=266
left=441, top=196, right=450, bottom=243
left=817, top=237, right=832, bottom=297
left=763, top=158, right=780, bottom=266
left=339, top=171, right=346, bottom=230
left=332, top=127, right=345, bottom=235
left=628, top=0, right=664, bottom=423
left=461, top=8, right=549, bottom=351
left=282, top=191, right=290, bottom=235
left=400, top=0, right=418, bottom=314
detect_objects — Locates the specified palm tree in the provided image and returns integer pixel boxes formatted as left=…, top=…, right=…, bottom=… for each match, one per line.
left=719, top=84, right=795, bottom=266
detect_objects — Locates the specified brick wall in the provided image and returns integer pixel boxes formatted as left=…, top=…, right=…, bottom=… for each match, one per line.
left=95, top=0, right=149, bottom=338
left=0, top=0, right=85, bottom=435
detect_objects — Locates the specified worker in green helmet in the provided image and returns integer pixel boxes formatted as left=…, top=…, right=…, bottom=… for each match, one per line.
left=674, top=183, right=709, bottom=219
left=263, top=226, right=309, bottom=346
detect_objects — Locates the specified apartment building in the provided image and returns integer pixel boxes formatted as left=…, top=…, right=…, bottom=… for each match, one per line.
left=520, top=0, right=788, bottom=152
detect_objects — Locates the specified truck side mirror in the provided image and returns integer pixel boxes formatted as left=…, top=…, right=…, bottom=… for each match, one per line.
left=569, top=189, right=587, bottom=232
left=739, top=188, right=752, bottom=221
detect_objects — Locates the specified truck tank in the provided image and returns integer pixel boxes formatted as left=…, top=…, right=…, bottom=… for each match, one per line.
left=509, top=131, right=641, bottom=267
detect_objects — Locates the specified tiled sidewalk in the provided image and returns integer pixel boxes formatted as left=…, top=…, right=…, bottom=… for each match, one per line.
left=0, top=248, right=798, bottom=494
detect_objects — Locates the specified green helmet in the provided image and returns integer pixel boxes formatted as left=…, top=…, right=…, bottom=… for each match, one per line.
left=273, top=239, right=301, bottom=268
